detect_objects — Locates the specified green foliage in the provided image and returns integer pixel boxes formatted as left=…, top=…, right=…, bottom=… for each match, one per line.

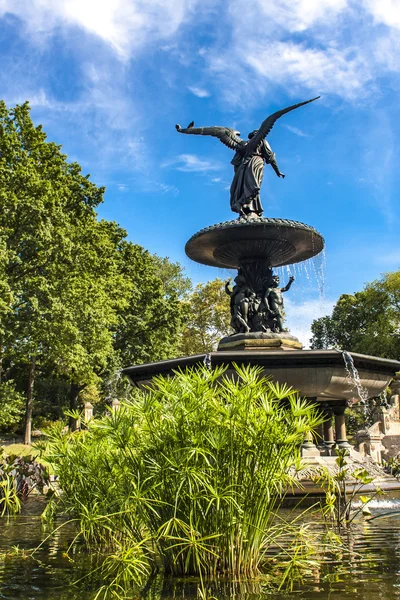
left=43, top=365, right=324, bottom=597
left=0, top=100, right=108, bottom=364
left=385, top=455, right=400, bottom=479
left=345, top=403, right=378, bottom=437
left=153, top=255, right=192, bottom=299
left=179, top=278, right=231, bottom=354
left=0, top=381, right=24, bottom=432
left=114, top=244, right=187, bottom=367
left=315, top=448, right=381, bottom=530
left=0, top=447, right=49, bottom=515
left=0, top=101, right=188, bottom=438
left=0, top=100, right=128, bottom=440
left=30, top=377, right=71, bottom=427
left=310, top=271, right=400, bottom=360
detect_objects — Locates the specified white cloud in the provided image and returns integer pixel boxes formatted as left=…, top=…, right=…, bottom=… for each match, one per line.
left=358, top=111, right=396, bottom=226
left=211, top=40, right=372, bottom=101
left=162, top=154, right=220, bottom=172
left=4, top=0, right=400, bottom=112
left=285, top=297, right=335, bottom=348
left=249, top=0, right=348, bottom=32
left=374, top=28, right=400, bottom=71
left=135, top=180, right=179, bottom=195
left=203, top=0, right=400, bottom=103
left=0, top=0, right=201, bottom=59
left=1, top=57, right=152, bottom=176
left=3, top=89, right=62, bottom=111
left=284, top=124, right=309, bottom=137
left=364, top=0, right=400, bottom=29
left=188, top=86, right=210, bottom=98
left=155, top=182, right=179, bottom=196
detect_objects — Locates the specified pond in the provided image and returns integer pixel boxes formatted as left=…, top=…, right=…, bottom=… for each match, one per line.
left=2, top=496, right=400, bottom=599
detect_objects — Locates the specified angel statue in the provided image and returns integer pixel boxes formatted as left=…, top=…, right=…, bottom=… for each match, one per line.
left=176, top=97, right=319, bottom=219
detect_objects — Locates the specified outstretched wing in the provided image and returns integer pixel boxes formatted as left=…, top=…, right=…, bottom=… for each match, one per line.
left=245, top=96, right=320, bottom=157
left=175, top=123, right=243, bottom=151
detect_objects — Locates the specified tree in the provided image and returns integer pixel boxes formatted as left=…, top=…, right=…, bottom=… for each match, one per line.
left=49, top=219, right=130, bottom=428
left=113, top=243, right=187, bottom=367
left=153, top=255, right=192, bottom=299
left=310, top=271, right=400, bottom=360
left=179, top=278, right=231, bottom=354
left=0, top=381, right=24, bottom=433
left=0, top=101, right=127, bottom=441
left=0, top=101, right=192, bottom=440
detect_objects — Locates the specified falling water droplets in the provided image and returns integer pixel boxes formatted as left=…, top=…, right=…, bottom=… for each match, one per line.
left=379, top=388, right=390, bottom=409
left=104, top=368, right=128, bottom=404
left=303, top=260, right=312, bottom=285
left=311, top=252, right=326, bottom=299
left=342, top=350, right=369, bottom=404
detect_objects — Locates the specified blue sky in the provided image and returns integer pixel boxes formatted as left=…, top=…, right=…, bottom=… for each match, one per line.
left=1, top=0, right=400, bottom=345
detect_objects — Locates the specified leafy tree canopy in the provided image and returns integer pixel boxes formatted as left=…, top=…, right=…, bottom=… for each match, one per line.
left=153, top=255, right=192, bottom=299
left=114, top=243, right=187, bottom=366
left=310, top=271, right=400, bottom=360
left=0, top=101, right=189, bottom=439
left=179, top=278, right=231, bottom=354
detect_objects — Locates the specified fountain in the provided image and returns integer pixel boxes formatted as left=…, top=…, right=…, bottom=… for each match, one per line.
left=122, top=98, right=400, bottom=469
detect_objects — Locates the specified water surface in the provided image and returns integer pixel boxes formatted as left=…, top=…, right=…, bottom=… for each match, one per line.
left=2, top=496, right=400, bottom=599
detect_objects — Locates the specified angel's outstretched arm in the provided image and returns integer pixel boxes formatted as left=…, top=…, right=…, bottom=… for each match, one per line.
left=269, top=152, right=285, bottom=179
left=262, top=142, right=285, bottom=178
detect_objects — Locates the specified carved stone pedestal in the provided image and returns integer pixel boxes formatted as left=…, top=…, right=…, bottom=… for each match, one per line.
left=218, top=331, right=303, bottom=352
left=301, top=431, right=321, bottom=458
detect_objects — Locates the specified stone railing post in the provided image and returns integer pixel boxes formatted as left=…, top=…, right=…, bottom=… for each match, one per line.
left=111, top=398, right=121, bottom=411
left=333, top=403, right=351, bottom=449
left=323, top=408, right=335, bottom=454
left=301, top=398, right=320, bottom=457
left=84, top=402, right=93, bottom=422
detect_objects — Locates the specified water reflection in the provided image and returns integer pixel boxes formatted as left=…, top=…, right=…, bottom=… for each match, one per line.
left=1, top=497, right=400, bottom=599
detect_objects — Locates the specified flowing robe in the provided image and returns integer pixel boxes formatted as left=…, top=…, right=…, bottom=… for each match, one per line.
left=230, top=139, right=278, bottom=217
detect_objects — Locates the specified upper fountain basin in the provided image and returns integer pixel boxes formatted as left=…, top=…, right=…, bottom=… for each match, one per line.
left=185, top=217, right=324, bottom=269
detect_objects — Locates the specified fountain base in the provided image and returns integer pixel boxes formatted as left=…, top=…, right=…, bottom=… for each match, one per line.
left=218, top=331, right=302, bottom=351
left=122, top=350, right=400, bottom=493
left=122, top=349, right=399, bottom=400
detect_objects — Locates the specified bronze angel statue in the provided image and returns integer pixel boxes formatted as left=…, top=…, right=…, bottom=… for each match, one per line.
left=176, top=97, right=319, bottom=219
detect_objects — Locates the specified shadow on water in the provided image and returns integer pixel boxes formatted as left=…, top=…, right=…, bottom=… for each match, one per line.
left=3, top=496, right=400, bottom=599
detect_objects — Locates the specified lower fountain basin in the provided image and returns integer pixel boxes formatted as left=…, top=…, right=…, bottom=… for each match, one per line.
left=122, top=349, right=400, bottom=403
left=185, top=217, right=324, bottom=269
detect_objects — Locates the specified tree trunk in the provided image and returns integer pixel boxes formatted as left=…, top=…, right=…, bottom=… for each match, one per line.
left=69, top=383, right=81, bottom=431
left=23, top=358, right=36, bottom=445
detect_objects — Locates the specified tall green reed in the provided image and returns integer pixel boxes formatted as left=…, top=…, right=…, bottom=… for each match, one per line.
left=43, top=364, right=324, bottom=593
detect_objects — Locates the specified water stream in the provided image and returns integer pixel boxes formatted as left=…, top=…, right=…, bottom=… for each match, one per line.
left=342, top=350, right=370, bottom=404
